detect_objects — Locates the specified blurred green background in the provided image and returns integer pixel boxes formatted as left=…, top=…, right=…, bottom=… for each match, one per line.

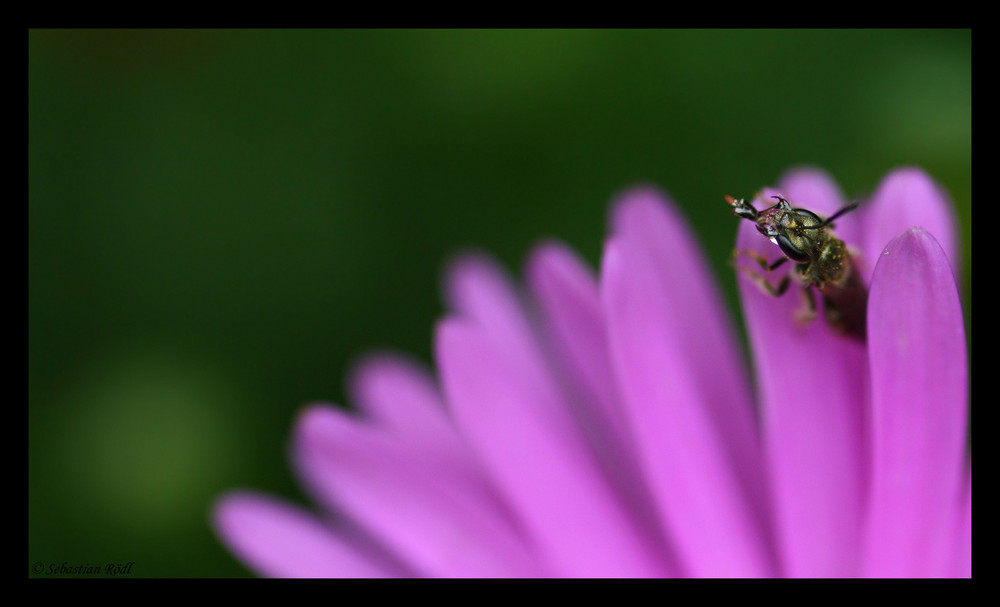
left=28, top=29, right=971, bottom=577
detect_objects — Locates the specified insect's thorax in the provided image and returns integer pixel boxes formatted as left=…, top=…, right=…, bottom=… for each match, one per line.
left=797, top=234, right=850, bottom=288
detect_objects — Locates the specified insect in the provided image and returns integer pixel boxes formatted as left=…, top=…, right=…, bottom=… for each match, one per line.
left=725, top=193, right=867, bottom=340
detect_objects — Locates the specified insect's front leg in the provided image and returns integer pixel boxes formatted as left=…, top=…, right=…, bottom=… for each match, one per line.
left=736, top=249, right=789, bottom=273
left=732, top=250, right=791, bottom=297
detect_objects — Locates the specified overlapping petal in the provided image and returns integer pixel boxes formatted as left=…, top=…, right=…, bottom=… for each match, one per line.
left=524, top=241, right=666, bottom=544
left=862, top=228, right=968, bottom=577
left=436, top=255, right=672, bottom=577
left=603, top=187, right=773, bottom=577
left=292, top=403, right=542, bottom=577
left=524, top=241, right=631, bottom=460
left=346, top=354, right=468, bottom=466
left=735, top=171, right=869, bottom=577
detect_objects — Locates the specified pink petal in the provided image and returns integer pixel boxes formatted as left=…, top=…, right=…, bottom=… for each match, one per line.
left=443, top=253, right=537, bottom=363
left=862, top=228, right=968, bottom=577
left=603, top=187, right=772, bottom=577
left=347, top=353, right=467, bottom=462
left=524, top=240, right=630, bottom=446
left=212, top=491, right=407, bottom=578
left=524, top=240, right=669, bottom=559
left=435, top=316, right=672, bottom=577
left=953, top=465, right=971, bottom=577
left=735, top=181, right=869, bottom=577
left=859, top=167, right=960, bottom=286
left=292, top=404, right=543, bottom=577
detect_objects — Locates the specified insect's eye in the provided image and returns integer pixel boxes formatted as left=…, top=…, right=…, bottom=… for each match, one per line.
left=793, top=208, right=823, bottom=226
left=776, top=234, right=810, bottom=262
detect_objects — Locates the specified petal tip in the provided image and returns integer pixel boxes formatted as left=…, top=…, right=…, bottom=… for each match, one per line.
left=779, top=164, right=832, bottom=180
left=211, top=489, right=252, bottom=527
left=211, top=489, right=284, bottom=545
left=874, top=166, right=952, bottom=208
left=291, top=402, right=349, bottom=450
left=346, top=351, right=425, bottom=407
left=525, top=238, right=594, bottom=293
left=882, top=226, right=943, bottom=259
left=441, top=249, right=501, bottom=311
left=608, top=184, right=676, bottom=235
left=524, top=238, right=572, bottom=278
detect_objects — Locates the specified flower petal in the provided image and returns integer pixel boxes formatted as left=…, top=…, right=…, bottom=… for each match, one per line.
left=862, top=228, right=968, bottom=577
left=859, top=167, right=960, bottom=285
left=524, top=240, right=669, bottom=558
left=734, top=183, right=869, bottom=577
left=524, top=240, right=630, bottom=447
left=212, top=491, right=407, bottom=578
left=347, top=353, right=467, bottom=462
left=435, top=316, right=673, bottom=577
left=292, top=404, right=543, bottom=577
left=443, top=253, right=536, bottom=360
left=952, top=465, right=971, bottom=577
left=603, top=187, right=772, bottom=577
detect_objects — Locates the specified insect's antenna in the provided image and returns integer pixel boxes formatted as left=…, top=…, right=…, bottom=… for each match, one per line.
left=725, top=194, right=758, bottom=220
left=803, top=201, right=861, bottom=230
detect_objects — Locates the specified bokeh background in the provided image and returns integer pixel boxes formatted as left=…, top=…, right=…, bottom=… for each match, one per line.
left=29, top=29, right=971, bottom=578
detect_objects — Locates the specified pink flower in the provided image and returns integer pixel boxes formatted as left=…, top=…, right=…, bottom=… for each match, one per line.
left=212, top=167, right=969, bottom=578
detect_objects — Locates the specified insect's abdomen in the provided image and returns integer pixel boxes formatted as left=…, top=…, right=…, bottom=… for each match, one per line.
left=819, top=257, right=867, bottom=341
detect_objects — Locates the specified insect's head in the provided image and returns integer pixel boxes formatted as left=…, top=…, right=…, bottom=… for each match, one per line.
left=726, top=194, right=795, bottom=239
left=726, top=194, right=833, bottom=263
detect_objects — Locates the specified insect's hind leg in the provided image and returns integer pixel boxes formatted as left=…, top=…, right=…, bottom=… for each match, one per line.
left=795, top=285, right=819, bottom=325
